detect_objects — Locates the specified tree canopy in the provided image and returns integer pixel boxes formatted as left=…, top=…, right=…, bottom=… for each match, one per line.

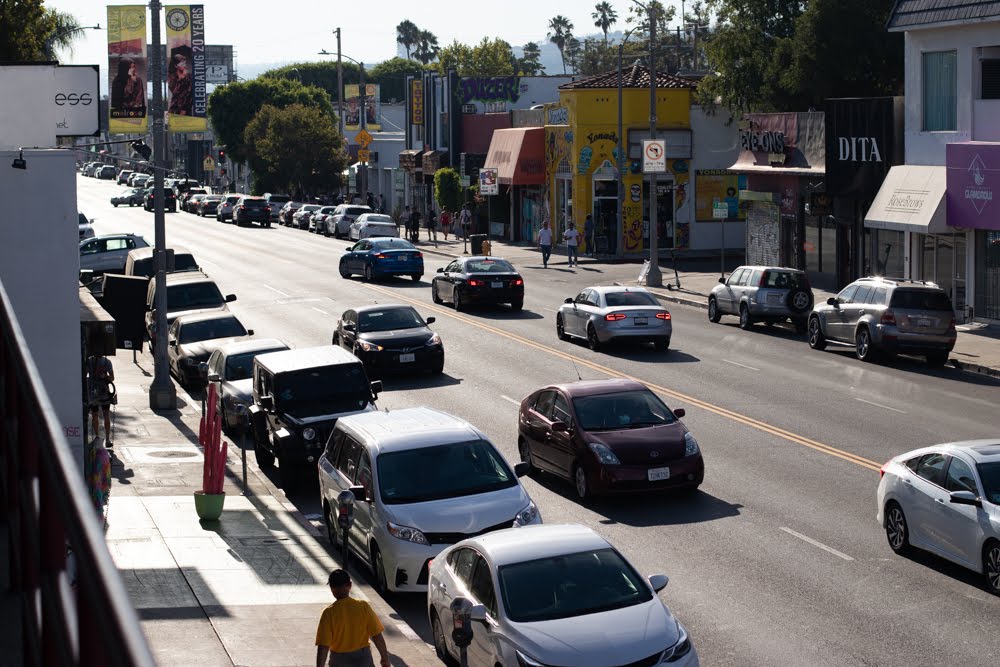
left=592, top=2, right=619, bottom=45
left=547, top=15, right=574, bottom=75
left=434, top=167, right=462, bottom=213
left=0, top=1, right=83, bottom=63
left=368, top=57, right=426, bottom=103
left=437, top=38, right=515, bottom=76
left=396, top=20, right=419, bottom=60
left=517, top=42, right=545, bottom=75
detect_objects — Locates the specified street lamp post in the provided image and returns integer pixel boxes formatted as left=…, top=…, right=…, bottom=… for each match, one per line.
left=320, top=44, right=366, bottom=202
left=635, top=0, right=663, bottom=287
left=617, top=26, right=641, bottom=261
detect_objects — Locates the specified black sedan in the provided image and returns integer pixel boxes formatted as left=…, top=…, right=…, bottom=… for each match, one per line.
left=431, top=256, right=524, bottom=311
left=331, top=304, right=444, bottom=376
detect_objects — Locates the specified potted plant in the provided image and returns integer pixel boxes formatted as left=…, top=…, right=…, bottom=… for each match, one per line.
left=194, top=382, right=228, bottom=520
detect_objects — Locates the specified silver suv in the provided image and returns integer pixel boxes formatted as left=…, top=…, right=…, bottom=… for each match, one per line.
left=708, top=266, right=813, bottom=332
left=807, top=277, right=956, bottom=365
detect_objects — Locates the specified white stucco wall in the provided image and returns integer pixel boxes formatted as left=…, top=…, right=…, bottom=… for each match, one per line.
left=689, top=106, right=745, bottom=251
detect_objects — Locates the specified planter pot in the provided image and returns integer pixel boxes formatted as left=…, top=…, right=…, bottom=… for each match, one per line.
left=194, top=491, right=225, bottom=521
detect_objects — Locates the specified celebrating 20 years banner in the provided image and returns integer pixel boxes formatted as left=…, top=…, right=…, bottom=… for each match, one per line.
left=164, top=5, right=207, bottom=132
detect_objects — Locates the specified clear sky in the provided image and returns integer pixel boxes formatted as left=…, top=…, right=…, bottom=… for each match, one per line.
left=46, top=0, right=656, bottom=72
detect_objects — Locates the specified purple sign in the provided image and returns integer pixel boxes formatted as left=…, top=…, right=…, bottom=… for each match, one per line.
left=947, top=142, right=1000, bottom=230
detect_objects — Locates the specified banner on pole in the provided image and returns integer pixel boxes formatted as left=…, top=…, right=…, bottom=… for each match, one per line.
left=107, top=5, right=148, bottom=135
left=164, top=5, right=207, bottom=132
left=344, top=83, right=381, bottom=132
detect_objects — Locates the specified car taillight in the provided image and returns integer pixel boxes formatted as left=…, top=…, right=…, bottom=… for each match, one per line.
left=265, top=207, right=271, bottom=212
left=759, top=272, right=768, bottom=287
left=605, top=313, right=626, bottom=321
left=468, top=279, right=484, bottom=287
left=656, top=312, right=671, bottom=320
left=880, top=310, right=896, bottom=325
left=415, top=252, right=423, bottom=258
left=374, top=254, right=387, bottom=259
left=880, top=462, right=889, bottom=479
left=513, top=278, right=524, bottom=286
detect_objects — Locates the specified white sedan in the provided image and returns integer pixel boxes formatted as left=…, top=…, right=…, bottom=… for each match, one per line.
left=427, top=524, right=698, bottom=667
left=349, top=213, right=399, bottom=241
left=877, top=440, right=1000, bottom=595
left=556, top=285, right=672, bottom=351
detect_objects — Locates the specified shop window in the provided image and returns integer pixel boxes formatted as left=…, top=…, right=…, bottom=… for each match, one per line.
left=922, top=51, right=957, bottom=131
left=982, top=59, right=1000, bottom=100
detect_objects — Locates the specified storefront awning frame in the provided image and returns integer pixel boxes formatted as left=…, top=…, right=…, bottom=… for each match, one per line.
left=484, top=127, right=545, bottom=186
left=864, top=165, right=950, bottom=234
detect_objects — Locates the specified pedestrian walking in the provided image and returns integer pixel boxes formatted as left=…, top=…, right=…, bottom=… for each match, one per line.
left=440, top=208, right=451, bottom=241
left=86, top=353, right=116, bottom=445
left=400, top=206, right=411, bottom=238
left=427, top=208, right=438, bottom=243
left=410, top=208, right=422, bottom=242
left=460, top=204, right=472, bottom=238
left=537, top=220, right=553, bottom=268
left=315, top=569, right=391, bottom=667
left=583, top=214, right=595, bottom=257
left=563, top=223, right=580, bottom=267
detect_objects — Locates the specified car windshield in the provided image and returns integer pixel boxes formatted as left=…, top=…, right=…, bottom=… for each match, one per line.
left=372, top=239, right=416, bottom=251
left=225, top=349, right=283, bottom=381
left=467, top=259, right=516, bottom=273
left=498, top=548, right=653, bottom=623
left=604, top=291, right=658, bottom=307
left=166, top=282, right=225, bottom=310
left=890, top=289, right=954, bottom=311
left=273, top=365, right=371, bottom=411
left=376, top=439, right=516, bottom=504
left=572, top=389, right=677, bottom=431
left=179, top=317, right=246, bottom=344
left=358, top=307, right=424, bottom=332
left=977, top=462, right=1000, bottom=504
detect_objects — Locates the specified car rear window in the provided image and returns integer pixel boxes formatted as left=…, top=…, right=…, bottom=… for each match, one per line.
left=890, top=289, right=953, bottom=311
left=605, top=291, right=658, bottom=307
left=467, top=259, right=516, bottom=273
left=242, top=199, right=267, bottom=208
left=762, top=270, right=807, bottom=289
left=346, top=207, right=371, bottom=216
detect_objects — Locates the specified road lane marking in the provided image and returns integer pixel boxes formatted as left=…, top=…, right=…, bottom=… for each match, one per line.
left=723, top=359, right=761, bottom=371
left=854, top=397, right=907, bottom=414
left=263, top=284, right=289, bottom=297
left=363, top=284, right=883, bottom=472
left=500, top=395, right=521, bottom=407
left=311, top=307, right=329, bottom=315
left=780, top=527, right=854, bottom=561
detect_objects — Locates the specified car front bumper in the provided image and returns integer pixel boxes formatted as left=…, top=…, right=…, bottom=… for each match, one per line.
left=357, top=346, right=443, bottom=373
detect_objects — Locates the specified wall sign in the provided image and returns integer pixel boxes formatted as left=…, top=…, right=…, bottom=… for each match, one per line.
left=947, top=142, right=1000, bottom=230
left=825, top=97, right=901, bottom=198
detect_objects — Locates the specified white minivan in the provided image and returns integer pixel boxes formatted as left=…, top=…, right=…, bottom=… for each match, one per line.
left=318, top=407, right=540, bottom=594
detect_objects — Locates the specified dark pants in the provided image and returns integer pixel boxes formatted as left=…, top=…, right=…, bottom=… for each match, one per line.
left=540, top=244, right=551, bottom=267
left=328, top=646, right=373, bottom=667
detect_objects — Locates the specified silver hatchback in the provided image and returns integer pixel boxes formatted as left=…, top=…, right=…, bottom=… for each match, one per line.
left=708, top=266, right=813, bottom=332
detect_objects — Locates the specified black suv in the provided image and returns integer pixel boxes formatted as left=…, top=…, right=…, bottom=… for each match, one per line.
left=144, top=187, right=178, bottom=212
left=249, top=346, right=381, bottom=491
left=235, top=197, right=271, bottom=227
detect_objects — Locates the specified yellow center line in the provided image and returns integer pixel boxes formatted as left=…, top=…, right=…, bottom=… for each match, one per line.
left=366, top=283, right=883, bottom=472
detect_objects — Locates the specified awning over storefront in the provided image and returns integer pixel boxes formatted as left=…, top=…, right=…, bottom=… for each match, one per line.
left=864, top=165, right=949, bottom=234
left=484, top=127, right=545, bottom=185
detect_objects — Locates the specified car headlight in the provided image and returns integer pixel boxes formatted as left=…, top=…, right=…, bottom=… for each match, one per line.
left=356, top=340, right=384, bottom=352
left=302, top=427, right=316, bottom=441
left=425, top=333, right=442, bottom=347
left=513, top=500, right=539, bottom=526
left=516, top=651, right=545, bottom=667
left=589, top=441, right=620, bottom=465
left=684, top=432, right=700, bottom=457
left=660, top=622, right=692, bottom=663
left=386, top=521, right=429, bottom=545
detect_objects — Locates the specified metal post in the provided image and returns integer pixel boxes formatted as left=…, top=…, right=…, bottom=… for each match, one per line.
left=644, top=2, right=663, bottom=287
left=359, top=63, right=367, bottom=204
left=148, top=0, right=177, bottom=409
left=617, top=43, right=624, bottom=262
left=336, top=28, right=344, bottom=140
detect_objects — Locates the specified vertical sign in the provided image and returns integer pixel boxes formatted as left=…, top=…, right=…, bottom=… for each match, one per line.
left=107, top=5, right=148, bottom=134
left=479, top=168, right=498, bottom=195
left=411, top=79, right=424, bottom=126
left=164, top=5, right=207, bottom=132
left=344, top=83, right=381, bottom=132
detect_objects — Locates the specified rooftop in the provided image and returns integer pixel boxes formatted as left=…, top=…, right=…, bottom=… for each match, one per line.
left=559, top=63, right=697, bottom=90
left=887, top=0, right=1000, bottom=30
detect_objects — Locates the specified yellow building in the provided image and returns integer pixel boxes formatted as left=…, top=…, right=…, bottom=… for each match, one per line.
left=545, top=65, right=696, bottom=256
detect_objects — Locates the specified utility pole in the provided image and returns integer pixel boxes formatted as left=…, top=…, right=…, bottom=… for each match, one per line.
left=644, top=1, right=663, bottom=287
left=148, top=0, right=176, bottom=409
left=359, top=63, right=367, bottom=203
left=336, top=28, right=344, bottom=140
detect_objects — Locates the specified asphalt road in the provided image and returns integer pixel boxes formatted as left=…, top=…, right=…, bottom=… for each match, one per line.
left=81, top=177, right=1000, bottom=666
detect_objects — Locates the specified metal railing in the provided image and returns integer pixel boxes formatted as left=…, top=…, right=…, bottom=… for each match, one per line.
left=0, top=280, right=154, bottom=666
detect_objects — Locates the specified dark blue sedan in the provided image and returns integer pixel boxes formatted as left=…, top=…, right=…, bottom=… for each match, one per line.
left=339, top=237, right=424, bottom=282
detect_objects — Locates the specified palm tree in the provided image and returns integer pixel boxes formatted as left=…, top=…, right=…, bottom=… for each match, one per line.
left=396, top=20, right=420, bottom=60
left=592, top=2, right=618, bottom=45
left=41, top=10, right=83, bottom=61
left=547, top=15, right=574, bottom=75
left=519, top=41, right=544, bottom=75
left=414, top=30, right=440, bottom=65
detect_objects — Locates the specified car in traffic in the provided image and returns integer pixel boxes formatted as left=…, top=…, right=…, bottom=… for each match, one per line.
left=116, top=169, right=134, bottom=185
left=110, top=187, right=145, bottom=207
left=427, top=524, right=697, bottom=667
left=206, top=338, right=291, bottom=432
left=278, top=201, right=303, bottom=226
left=196, top=194, right=224, bottom=217
left=310, top=206, right=337, bottom=234
left=82, top=162, right=100, bottom=177
left=518, top=379, right=703, bottom=500
left=348, top=213, right=398, bottom=241
left=124, top=245, right=199, bottom=279
left=78, top=212, right=95, bottom=240
left=556, top=285, right=672, bottom=351
left=143, top=187, right=178, bottom=212
left=807, top=276, right=957, bottom=365
left=248, top=345, right=381, bottom=491
left=263, top=193, right=291, bottom=224
left=708, top=265, right=813, bottom=332
left=876, top=440, right=1000, bottom=596
left=215, top=194, right=242, bottom=222
left=144, top=271, right=236, bottom=351
left=128, top=172, right=150, bottom=188
left=233, top=196, right=271, bottom=227
left=80, top=233, right=149, bottom=275
left=431, top=256, right=524, bottom=312
left=339, top=237, right=423, bottom=282
left=318, top=407, right=539, bottom=594
left=182, top=193, right=207, bottom=213
left=332, top=304, right=443, bottom=376
left=96, top=165, right=117, bottom=180
left=330, top=204, right=372, bottom=239
left=292, top=204, right=323, bottom=230
left=166, top=311, right=254, bottom=389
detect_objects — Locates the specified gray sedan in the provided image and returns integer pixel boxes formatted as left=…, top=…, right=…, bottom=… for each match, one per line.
left=556, top=286, right=672, bottom=351
left=205, top=338, right=290, bottom=431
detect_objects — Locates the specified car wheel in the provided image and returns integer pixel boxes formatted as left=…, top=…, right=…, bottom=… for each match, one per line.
left=518, top=438, right=535, bottom=474
left=411, top=273, right=422, bottom=282
left=654, top=337, right=670, bottom=351
left=926, top=351, right=949, bottom=367
left=556, top=314, right=568, bottom=340
left=573, top=464, right=590, bottom=501
left=372, top=544, right=389, bottom=595
left=587, top=323, right=601, bottom=351
left=738, top=303, right=752, bottom=330
left=431, top=611, right=458, bottom=666
left=112, top=202, right=119, bottom=207
left=432, top=282, right=443, bottom=304
left=855, top=327, right=878, bottom=362
left=264, top=222, right=271, bottom=228
left=254, top=436, right=275, bottom=470
left=708, top=297, right=721, bottom=323
left=363, top=264, right=374, bottom=282
left=323, top=225, right=330, bottom=237
left=884, top=502, right=911, bottom=555
left=277, top=455, right=300, bottom=492
left=453, top=290, right=465, bottom=312
left=787, top=288, right=812, bottom=313
left=339, top=261, right=351, bottom=279
left=808, top=316, right=827, bottom=350
left=984, top=540, right=1000, bottom=596
left=510, top=299, right=523, bottom=312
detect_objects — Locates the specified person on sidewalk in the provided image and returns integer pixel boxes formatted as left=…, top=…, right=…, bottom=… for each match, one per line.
left=583, top=214, right=595, bottom=257
left=410, top=208, right=422, bottom=243
left=460, top=204, right=472, bottom=239
left=440, top=208, right=451, bottom=241
left=315, top=569, right=391, bottom=667
left=537, top=220, right=553, bottom=268
left=400, top=206, right=411, bottom=238
left=427, top=207, right=438, bottom=243
left=86, top=354, right=115, bottom=445
left=563, top=223, right=580, bottom=267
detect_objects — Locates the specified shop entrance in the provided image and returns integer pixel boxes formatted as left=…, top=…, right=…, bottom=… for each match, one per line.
left=642, top=179, right=674, bottom=250
left=592, top=169, right=618, bottom=256
left=555, top=169, right=572, bottom=237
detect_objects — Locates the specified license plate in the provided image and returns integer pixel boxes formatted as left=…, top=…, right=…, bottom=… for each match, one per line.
left=647, top=467, right=670, bottom=481
left=491, top=281, right=503, bottom=288
left=917, top=318, right=931, bottom=327
left=767, top=293, right=782, bottom=304
left=399, top=353, right=415, bottom=363
left=634, top=316, right=648, bottom=326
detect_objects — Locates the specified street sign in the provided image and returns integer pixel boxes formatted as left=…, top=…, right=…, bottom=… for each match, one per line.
left=202, top=156, right=215, bottom=171
left=460, top=176, right=470, bottom=187
left=358, top=149, right=370, bottom=163
left=713, top=202, right=729, bottom=219
left=479, top=167, right=498, bottom=195
left=355, top=128, right=373, bottom=148
left=642, top=140, right=666, bottom=173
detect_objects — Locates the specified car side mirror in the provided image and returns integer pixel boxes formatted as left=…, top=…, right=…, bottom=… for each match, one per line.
left=827, top=297, right=839, bottom=307
left=370, top=379, right=383, bottom=398
left=225, top=294, right=237, bottom=303
left=343, top=322, right=355, bottom=332
left=437, top=267, right=444, bottom=273
left=469, top=604, right=488, bottom=623
left=718, top=276, right=726, bottom=284
left=564, top=297, right=573, bottom=304
left=673, top=408, right=685, bottom=419
left=349, top=484, right=368, bottom=503
left=426, top=316, right=436, bottom=325
left=247, top=329, right=254, bottom=336
left=259, top=395, right=274, bottom=411
left=207, top=372, right=220, bottom=383
left=949, top=490, right=981, bottom=507
left=168, top=339, right=177, bottom=347
left=551, top=421, right=568, bottom=433
left=514, top=462, right=530, bottom=477
left=648, top=574, right=669, bottom=592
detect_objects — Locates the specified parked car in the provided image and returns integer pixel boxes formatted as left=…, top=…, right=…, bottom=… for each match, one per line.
left=331, top=204, right=373, bottom=239
left=432, top=256, right=524, bottom=312
left=83, top=162, right=101, bottom=177
left=807, top=276, right=957, bottom=365
left=348, top=214, right=399, bottom=241
left=78, top=212, right=95, bottom=240
left=125, top=245, right=199, bottom=279
left=196, top=194, right=224, bottom=217
left=183, top=193, right=207, bottom=213
left=263, top=193, right=291, bottom=224
left=143, top=187, right=177, bottom=212
left=877, top=440, right=1000, bottom=596
left=557, top=285, right=672, bottom=351
left=206, top=338, right=291, bottom=431
left=279, top=201, right=304, bottom=226
left=110, top=187, right=145, bottom=207
left=708, top=265, right=813, bottom=332
left=167, top=312, right=254, bottom=389
left=215, top=194, right=242, bottom=222
left=116, top=169, right=134, bottom=185
left=144, top=271, right=236, bottom=351
left=310, top=206, right=337, bottom=234
left=427, top=524, right=697, bottom=667
left=248, top=345, right=381, bottom=491
left=233, top=196, right=271, bottom=227
left=317, top=407, right=538, bottom=594
left=332, top=304, right=443, bottom=376
left=339, top=237, right=423, bottom=282
left=518, top=378, right=703, bottom=500
left=128, top=172, right=150, bottom=187
left=292, top=204, right=323, bottom=229
left=97, top=165, right=117, bottom=180
left=80, top=233, right=149, bottom=275
left=173, top=180, right=203, bottom=199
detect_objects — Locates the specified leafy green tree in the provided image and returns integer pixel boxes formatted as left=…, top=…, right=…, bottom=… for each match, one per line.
left=208, top=78, right=334, bottom=164
left=518, top=41, right=544, bottom=75
left=437, top=40, right=473, bottom=75
left=396, top=20, right=420, bottom=60
left=369, top=57, right=425, bottom=103
left=436, top=38, right=515, bottom=76
left=42, top=10, right=83, bottom=61
left=592, top=2, right=618, bottom=45
left=577, top=38, right=642, bottom=77
left=547, top=15, right=574, bottom=74
left=624, top=0, right=676, bottom=51
left=565, top=36, right=582, bottom=74
left=264, top=61, right=361, bottom=96
left=434, top=167, right=462, bottom=214
left=0, top=0, right=55, bottom=62
left=415, top=30, right=440, bottom=65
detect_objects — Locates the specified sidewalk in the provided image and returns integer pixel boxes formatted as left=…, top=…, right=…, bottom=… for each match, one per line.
left=104, top=356, right=436, bottom=666
left=415, top=234, right=1000, bottom=379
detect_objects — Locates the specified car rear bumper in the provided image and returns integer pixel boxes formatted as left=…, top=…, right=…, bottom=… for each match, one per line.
left=875, top=327, right=956, bottom=354
left=463, top=287, right=524, bottom=304
left=591, top=455, right=704, bottom=493
left=597, top=321, right=671, bottom=343
left=373, top=261, right=424, bottom=276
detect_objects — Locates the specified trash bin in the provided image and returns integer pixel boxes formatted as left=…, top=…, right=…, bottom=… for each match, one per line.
left=470, top=234, right=487, bottom=255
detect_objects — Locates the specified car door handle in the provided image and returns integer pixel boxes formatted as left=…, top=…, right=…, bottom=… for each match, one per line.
left=935, top=498, right=946, bottom=504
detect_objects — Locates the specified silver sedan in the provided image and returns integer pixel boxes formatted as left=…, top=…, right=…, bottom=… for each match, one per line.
left=556, top=285, right=672, bottom=351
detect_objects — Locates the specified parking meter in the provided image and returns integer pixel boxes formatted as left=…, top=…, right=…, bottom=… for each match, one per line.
left=235, top=404, right=249, bottom=493
left=450, top=597, right=474, bottom=650
left=336, top=489, right=356, bottom=532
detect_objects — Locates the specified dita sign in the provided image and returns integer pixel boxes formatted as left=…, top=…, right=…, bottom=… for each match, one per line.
left=825, top=97, right=901, bottom=197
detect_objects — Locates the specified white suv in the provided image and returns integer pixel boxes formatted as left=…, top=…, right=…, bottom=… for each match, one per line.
left=318, top=407, right=540, bottom=594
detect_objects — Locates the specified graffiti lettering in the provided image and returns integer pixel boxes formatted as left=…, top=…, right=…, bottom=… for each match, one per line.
left=586, top=132, right=618, bottom=144
left=548, top=106, right=568, bottom=125
left=459, top=77, right=521, bottom=105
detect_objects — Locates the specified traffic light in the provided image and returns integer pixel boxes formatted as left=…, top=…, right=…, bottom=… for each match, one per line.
left=218, top=149, right=226, bottom=162
left=131, top=140, right=152, bottom=161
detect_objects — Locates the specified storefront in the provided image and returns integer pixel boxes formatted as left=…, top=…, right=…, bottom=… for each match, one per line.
left=483, top=127, right=545, bottom=242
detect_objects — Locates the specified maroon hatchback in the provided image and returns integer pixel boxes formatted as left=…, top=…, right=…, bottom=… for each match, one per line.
left=517, top=379, right=703, bottom=500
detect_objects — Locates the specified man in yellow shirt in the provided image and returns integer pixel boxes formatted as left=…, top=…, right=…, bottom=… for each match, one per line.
left=315, top=569, right=391, bottom=667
